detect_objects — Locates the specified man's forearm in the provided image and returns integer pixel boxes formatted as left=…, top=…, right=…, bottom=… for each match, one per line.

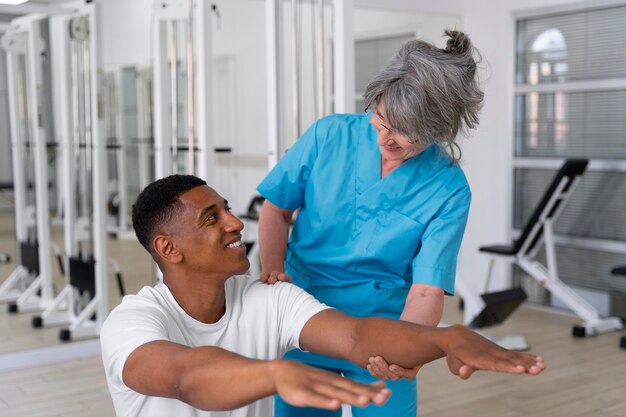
left=301, top=311, right=447, bottom=370
left=176, top=349, right=277, bottom=410
left=127, top=343, right=277, bottom=411
left=349, top=317, right=447, bottom=369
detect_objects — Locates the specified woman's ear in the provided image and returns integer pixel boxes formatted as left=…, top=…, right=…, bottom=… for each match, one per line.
left=153, top=235, right=183, bottom=264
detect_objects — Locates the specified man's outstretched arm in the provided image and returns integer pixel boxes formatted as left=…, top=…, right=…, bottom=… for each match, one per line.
left=300, top=309, right=545, bottom=379
left=122, top=340, right=390, bottom=412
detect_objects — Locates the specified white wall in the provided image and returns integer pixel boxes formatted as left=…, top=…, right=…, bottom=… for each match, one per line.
left=455, top=1, right=519, bottom=292
left=354, top=7, right=459, bottom=45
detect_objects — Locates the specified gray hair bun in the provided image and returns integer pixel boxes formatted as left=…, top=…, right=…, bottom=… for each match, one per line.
left=444, top=29, right=471, bottom=55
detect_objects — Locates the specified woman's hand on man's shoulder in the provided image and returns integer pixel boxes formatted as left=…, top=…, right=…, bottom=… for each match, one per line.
left=259, top=271, right=293, bottom=285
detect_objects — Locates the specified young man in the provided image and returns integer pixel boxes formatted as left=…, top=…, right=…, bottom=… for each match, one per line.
left=100, top=175, right=545, bottom=417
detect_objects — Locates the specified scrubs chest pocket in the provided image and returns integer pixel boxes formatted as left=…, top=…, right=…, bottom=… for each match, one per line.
left=365, top=210, right=425, bottom=276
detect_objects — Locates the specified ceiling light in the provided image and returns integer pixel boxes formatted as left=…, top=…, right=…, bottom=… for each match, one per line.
left=0, top=0, right=29, bottom=5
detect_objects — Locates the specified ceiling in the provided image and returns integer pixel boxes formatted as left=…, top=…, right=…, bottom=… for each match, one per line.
left=0, top=0, right=74, bottom=23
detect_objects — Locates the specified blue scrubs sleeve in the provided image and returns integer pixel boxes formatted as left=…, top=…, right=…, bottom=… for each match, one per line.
left=411, top=188, right=471, bottom=295
left=257, top=121, right=322, bottom=210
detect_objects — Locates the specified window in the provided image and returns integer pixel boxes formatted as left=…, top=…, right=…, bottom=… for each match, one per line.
left=514, top=4, right=626, bottom=309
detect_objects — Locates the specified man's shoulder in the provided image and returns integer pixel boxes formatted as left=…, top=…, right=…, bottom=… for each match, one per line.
left=103, top=285, right=169, bottom=332
left=112, top=285, right=165, bottom=311
left=227, top=274, right=283, bottom=299
left=227, top=275, right=312, bottom=305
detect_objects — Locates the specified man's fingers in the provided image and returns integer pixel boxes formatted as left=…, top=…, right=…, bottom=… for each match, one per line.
left=528, top=357, right=546, bottom=374
left=489, top=352, right=546, bottom=375
left=290, top=390, right=341, bottom=410
left=321, top=375, right=391, bottom=406
left=277, top=362, right=391, bottom=411
left=291, top=377, right=390, bottom=410
left=510, top=354, right=545, bottom=375
left=313, top=381, right=376, bottom=407
left=452, top=347, right=546, bottom=378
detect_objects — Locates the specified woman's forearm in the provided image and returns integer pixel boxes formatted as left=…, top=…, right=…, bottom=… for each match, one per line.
left=400, top=283, right=444, bottom=326
left=258, top=200, right=293, bottom=273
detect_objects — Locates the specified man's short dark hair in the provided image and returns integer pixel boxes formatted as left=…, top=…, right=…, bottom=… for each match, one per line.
left=132, top=175, right=207, bottom=252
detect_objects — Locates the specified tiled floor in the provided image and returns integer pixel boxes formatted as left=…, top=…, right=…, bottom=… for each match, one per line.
left=0, top=356, right=112, bottom=417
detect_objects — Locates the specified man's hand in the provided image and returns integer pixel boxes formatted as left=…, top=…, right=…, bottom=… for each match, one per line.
left=442, top=325, right=545, bottom=379
left=366, top=356, right=421, bottom=381
left=260, top=271, right=292, bottom=284
left=270, top=360, right=391, bottom=410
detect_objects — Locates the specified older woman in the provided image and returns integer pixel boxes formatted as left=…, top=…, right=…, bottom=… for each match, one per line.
left=257, top=30, right=483, bottom=417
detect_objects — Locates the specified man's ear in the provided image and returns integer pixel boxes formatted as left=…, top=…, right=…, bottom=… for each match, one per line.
left=153, top=235, right=183, bottom=264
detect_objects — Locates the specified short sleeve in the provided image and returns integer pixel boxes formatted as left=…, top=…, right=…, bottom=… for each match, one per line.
left=100, top=299, right=169, bottom=393
left=410, top=188, right=471, bottom=295
left=270, top=282, right=331, bottom=351
left=257, top=121, right=322, bottom=210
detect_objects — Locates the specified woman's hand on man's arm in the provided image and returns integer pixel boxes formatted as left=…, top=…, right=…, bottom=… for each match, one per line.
left=367, top=282, right=443, bottom=380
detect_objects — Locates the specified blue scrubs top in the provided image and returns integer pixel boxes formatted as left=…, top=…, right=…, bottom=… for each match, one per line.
left=257, top=113, right=471, bottom=319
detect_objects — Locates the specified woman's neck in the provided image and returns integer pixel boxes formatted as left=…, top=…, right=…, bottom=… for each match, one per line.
left=381, top=157, right=403, bottom=178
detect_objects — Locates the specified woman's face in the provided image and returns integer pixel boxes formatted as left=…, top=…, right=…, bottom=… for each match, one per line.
left=371, top=102, right=426, bottom=163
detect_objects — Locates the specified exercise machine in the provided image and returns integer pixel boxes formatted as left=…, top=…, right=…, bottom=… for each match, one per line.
left=126, top=67, right=155, bottom=217
left=152, top=0, right=218, bottom=180
left=240, top=196, right=266, bottom=278
left=32, top=3, right=123, bottom=340
left=611, top=266, right=626, bottom=349
left=0, top=14, right=59, bottom=313
left=101, top=66, right=153, bottom=240
left=460, top=159, right=623, bottom=348
left=102, top=70, right=130, bottom=239
left=265, top=0, right=346, bottom=168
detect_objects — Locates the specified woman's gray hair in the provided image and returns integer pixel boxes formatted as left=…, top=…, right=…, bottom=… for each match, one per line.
left=364, top=29, right=484, bottom=162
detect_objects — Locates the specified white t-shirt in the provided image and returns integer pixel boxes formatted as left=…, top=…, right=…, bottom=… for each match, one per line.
left=100, top=275, right=330, bottom=417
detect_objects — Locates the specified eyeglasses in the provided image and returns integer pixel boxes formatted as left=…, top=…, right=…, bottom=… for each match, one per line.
left=375, top=113, right=395, bottom=135
left=370, top=110, right=420, bottom=145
